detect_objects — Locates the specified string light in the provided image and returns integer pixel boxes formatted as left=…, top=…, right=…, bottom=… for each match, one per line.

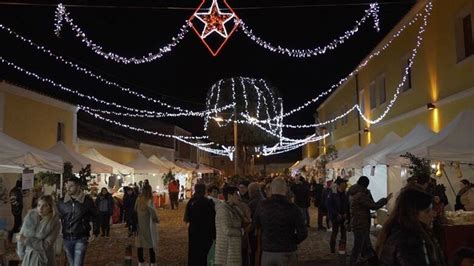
left=54, top=3, right=191, bottom=64
left=1, top=1, right=433, bottom=158
left=79, top=107, right=208, bottom=140
left=250, top=5, right=426, bottom=122
left=237, top=3, right=380, bottom=58
left=0, top=56, right=241, bottom=119
left=0, top=55, right=325, bottom=156
left=53, top=2, right=382, bottom=61
left=0, top=23, right=195, bottom=113
left=256, top=0, right=432, bottom=130
left=78, top=104, right=235, bottom=118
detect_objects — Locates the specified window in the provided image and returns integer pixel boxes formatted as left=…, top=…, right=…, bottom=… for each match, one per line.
left=56, top=122, right=65, bottom=142
left=463, top=15, right=474, bottom=57
left=377, top=75, right=386, bottom=104
left=401, top=58, right=412, bottom=91
left=369, top=82, right=377, bottom=109
left=455, top=12, right=474, bottom=61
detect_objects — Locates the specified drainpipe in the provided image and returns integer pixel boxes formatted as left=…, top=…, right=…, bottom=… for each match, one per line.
left=355, top=74, right=362, bottom=146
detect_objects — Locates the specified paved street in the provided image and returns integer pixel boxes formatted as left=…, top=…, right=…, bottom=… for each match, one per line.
left=5, top=204, right=365, bottom=265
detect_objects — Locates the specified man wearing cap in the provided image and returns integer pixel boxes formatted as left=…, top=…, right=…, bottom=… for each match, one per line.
left=326, top=177, right=349, bottom=254
left=347, top=176, right=392, bottom=266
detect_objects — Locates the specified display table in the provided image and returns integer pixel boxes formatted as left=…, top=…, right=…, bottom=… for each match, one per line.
left=440, top=224, right=474, bottom=264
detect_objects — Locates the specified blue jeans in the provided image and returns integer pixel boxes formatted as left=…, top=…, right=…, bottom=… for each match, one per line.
left=64, top=237, right=88, bottom=266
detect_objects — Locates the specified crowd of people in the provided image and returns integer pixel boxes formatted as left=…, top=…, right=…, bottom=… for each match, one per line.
left=183, top=173, right=474, bottom=266
left=3, top=172, right=474, bottom=266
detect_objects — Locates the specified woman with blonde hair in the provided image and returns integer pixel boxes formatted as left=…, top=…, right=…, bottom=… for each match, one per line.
left=17, top=195, right=60, bottom=266
left=135, top=185, right=159, bottom=266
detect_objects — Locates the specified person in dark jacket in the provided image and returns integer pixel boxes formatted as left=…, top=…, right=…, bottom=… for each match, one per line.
left=248, top=182, right=264, bottom=266
left=327, top=177, right=350, bottom=254
left=95, top=187, right=114, bottom=237
left=239, top=181, right=251, bottom=204
left=254, top=177, right=308, bottom=266
left=290, top=175, right=311, bottom=227
left=348, top=176, right=392, bottom=266
left=313, top=178, right=327, bottom=230
left=184, top=184, right=216, bottom=266
left=8, top=180, right=23, bottom=242
left=58, top=177, right=99, bottom=266
left=123, top=186, right=138, bottom=237
left=320, top=180, right=333, bottom=231
left=376, top=188, right=444, bottom=266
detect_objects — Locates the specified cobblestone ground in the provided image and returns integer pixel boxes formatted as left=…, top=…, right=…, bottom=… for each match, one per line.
left=4, top=204, right=371, bottom=265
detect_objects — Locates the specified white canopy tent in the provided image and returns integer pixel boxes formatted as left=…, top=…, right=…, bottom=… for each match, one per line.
left=175, top=160, right=197, bottom=172
left=386, top=110, right=474, bottom=164
left=148, top=155, right=171, bottom=171
left=326, top=145, right=362, bottom=169
left=365, top=125, right=434, bottom=166
left=355, top=125, right=436, bottom=208
left=158, top=156, right=189, bottom=173
left=290, top=157, right=314, bottom=172
left=150, top=156, right=189, bottom=195
left=48, top=142, right=113, bottom=173
left=196, top=164, right=216, bottom=174
left=341, top=133, right=401, bottom=169
left=82, top=149, right=134, bottom=176
left=127, top=153, right=167, bottom=192
left=386, top=110, right=474, bottom=210
left=0, top=132, right=63, bottom=173
left=127, top=153, right=167, bottom=174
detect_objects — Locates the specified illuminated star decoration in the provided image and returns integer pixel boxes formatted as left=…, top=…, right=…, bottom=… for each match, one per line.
left=194, top=0, right=235, bottom=39
left=190, top=0, right=239, bottom=56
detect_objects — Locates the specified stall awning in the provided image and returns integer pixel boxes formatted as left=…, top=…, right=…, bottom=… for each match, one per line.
left=82, top=149, right=134, bottom=175
left=48, top=142, right=113, bottom=173
left=0, top=132, right=63, bottom=173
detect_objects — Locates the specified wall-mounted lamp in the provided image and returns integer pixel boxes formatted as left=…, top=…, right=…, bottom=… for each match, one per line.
left=427, top=103, right=436, bottom=110
left=364, top=127, right=370, bottom=133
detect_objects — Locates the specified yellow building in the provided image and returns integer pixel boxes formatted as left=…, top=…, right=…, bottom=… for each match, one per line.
left=315, top=0, right=474, bottom=153
left=0, top=81, right=77, bottom=149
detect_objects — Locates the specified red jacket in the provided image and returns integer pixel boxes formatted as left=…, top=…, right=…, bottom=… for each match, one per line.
left=168, top=181, right=179, bottom=193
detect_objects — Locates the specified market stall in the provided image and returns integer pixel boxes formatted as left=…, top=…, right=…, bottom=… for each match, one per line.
left=48, top=141, right=113, bottom=174
left=126, top=153, right=167, bottom=192
left=386, top=110, right=474, bottom=210
left=441, top=211, right=474, bottom=263
left=82, top=149, right=134, bottom=188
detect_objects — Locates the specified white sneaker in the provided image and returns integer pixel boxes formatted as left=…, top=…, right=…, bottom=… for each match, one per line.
left=327, top=228, right=332, bottom=232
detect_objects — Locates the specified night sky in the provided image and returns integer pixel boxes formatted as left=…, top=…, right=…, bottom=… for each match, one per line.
left=0, top=0, right=415, bottom=158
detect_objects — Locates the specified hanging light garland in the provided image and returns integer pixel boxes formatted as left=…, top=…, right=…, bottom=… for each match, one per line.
left=246, top=5, right=426, bottom=122
left=237, top=2, right=380, bottom=58
left=54, top=3, right=192, bottom=64
left=0, top=23, right=197, bottom=113
left=77, top=104, right=235, bottom=118
left=0, top=56, right=214, bottom=117
left=53, top=1, right=381, bottom=60
left=0, top=1, right=433, bottom=158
